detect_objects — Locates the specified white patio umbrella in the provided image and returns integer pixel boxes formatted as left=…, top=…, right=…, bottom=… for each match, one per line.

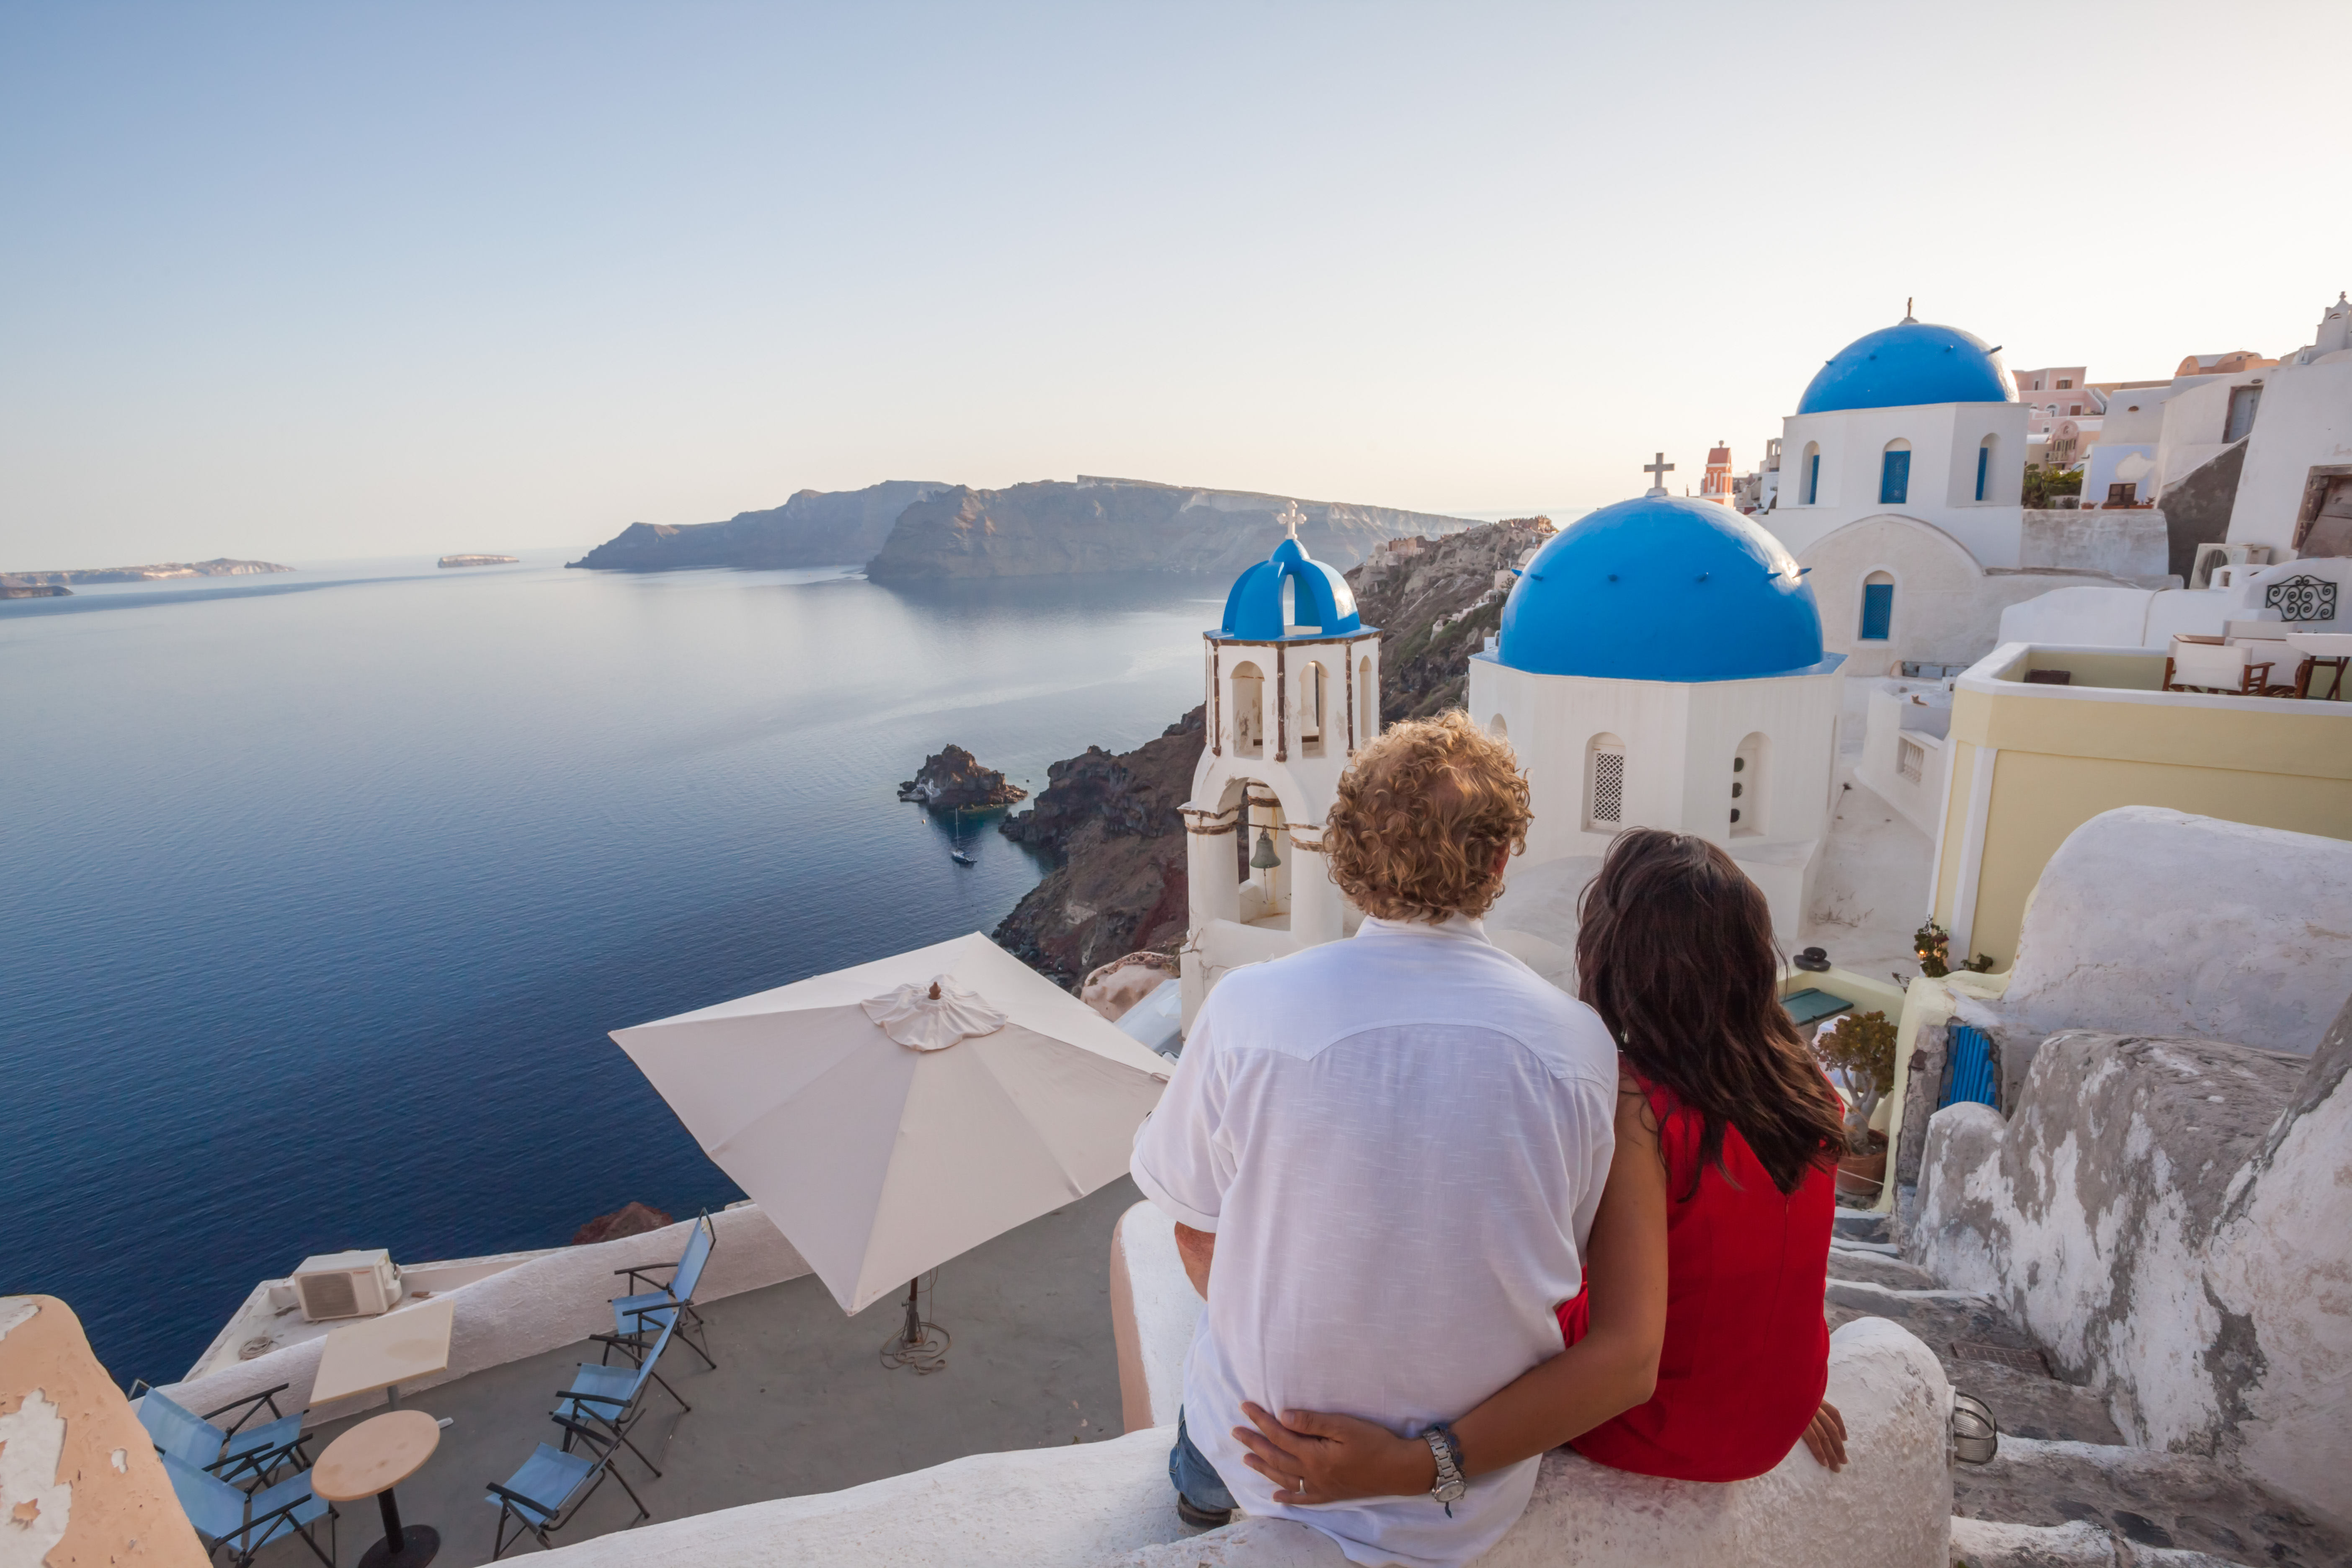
left=611, top=932, right=1172, bottom=1324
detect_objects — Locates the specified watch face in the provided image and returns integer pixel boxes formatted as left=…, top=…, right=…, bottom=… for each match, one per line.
left=1435, top=1478, right=1467, bottom=1503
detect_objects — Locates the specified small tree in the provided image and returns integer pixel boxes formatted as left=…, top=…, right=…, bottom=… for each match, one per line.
left=2022, top=464, right=2084, bottom=508
left=1814, top=1009, right=1898, bottom=1151
left=1913, top=920, right=1953, bottom=977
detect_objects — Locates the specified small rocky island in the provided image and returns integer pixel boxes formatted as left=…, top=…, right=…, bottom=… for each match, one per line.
left=898, top=745, right=1029, bottom=812
left=2, top=557, right=291, bottom=590
left=440, top=553, right=520, bottom=568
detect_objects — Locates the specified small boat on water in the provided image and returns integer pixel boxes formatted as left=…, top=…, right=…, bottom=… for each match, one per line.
left=950, top=850, right=976, bottom=867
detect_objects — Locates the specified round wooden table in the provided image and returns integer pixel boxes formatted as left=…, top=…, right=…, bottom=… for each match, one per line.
left=313, top=1408, right=442, bottom=1567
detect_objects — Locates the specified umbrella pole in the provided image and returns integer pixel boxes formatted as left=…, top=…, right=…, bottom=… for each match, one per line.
left=880, top=1270, right=951, bottom=1374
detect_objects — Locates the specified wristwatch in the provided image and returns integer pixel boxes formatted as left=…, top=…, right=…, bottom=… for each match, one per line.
left=1424, top=1423, right=1467, bottom=1513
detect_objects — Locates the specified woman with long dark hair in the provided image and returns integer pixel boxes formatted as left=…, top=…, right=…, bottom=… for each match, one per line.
left=1232, top=828, right=1854, bottom=1498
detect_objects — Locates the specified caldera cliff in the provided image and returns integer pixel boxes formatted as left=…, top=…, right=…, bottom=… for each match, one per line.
left=990, top=518, right=1550, bottom=987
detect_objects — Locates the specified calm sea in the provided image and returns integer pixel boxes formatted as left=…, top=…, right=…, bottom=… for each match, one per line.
left=0, top=556, right=1215, bottom=1382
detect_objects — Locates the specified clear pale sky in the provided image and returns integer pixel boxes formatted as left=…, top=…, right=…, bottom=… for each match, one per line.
left=4, top=2, right=2346, bottom=567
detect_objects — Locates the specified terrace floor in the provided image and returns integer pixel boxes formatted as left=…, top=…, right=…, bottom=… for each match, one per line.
left=279, top=1178, right=1142, bottom=1567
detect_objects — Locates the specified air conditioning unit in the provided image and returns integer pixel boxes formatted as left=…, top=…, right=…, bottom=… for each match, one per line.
left=290, top=1250, right=405, bottom=1323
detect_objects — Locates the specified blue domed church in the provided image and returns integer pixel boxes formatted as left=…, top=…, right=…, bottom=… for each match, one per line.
left=1770, top=311, right=2026, bottom=569
left=1177, top=505, right=1385, bottom=1025
left=1467, top=489, right=1847, bottom=937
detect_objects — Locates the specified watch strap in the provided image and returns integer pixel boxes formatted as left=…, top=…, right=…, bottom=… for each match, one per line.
left=1424, top=1422, right=1467, bottom=1514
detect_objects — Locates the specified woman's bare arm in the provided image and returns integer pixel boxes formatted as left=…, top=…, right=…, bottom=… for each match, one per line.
left=1234, top=1075, right=1670, bottom=1502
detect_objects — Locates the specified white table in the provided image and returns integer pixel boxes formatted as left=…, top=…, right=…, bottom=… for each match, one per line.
left=311, top=1297, right=455, bottom=1409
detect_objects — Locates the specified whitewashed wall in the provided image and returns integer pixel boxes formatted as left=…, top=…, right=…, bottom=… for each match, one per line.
left=1770, top=400, right=2030, bottom=567
left=151, top=1205, right=808, bottom=1427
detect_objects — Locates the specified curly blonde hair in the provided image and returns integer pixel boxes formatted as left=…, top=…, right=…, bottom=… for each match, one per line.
left=1326, top=711, right=1532, bottom=922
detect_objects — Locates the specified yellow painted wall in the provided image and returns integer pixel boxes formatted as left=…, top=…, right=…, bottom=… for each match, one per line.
left=1932, top=738, right=1978, bottom=931
left=1939, top=679, right=2352, bottom=964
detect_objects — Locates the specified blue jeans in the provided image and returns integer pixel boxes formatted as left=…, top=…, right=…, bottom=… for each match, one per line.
left=1169, top=1408, right=1235, bottom=1513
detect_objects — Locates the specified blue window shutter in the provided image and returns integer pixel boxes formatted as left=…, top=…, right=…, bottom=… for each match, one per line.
left=1941, top=1026, right=1998, bottom=1110
left=1975, top=445, right=1989, bottom=501
left=1806, top=453, right=1821, bottom=503
left=1880, top=450, right=1910, bottom=505
left=1860, top=582, right=1893, bottom=640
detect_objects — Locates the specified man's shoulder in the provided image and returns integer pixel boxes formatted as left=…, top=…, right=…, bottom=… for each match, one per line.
left=1199, top=934, right=1617, bottom=1083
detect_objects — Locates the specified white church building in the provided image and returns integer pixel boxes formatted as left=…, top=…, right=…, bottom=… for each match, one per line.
left=1763, top=312, right=2166, bottom=678
left=1180, top=494, right=1845, bottom=1023
left=1177, top=514, right=1383, bottom=1026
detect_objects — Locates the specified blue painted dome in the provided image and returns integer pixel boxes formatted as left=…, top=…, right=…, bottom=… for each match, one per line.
left=1796, top=320, right=2014, bottom=414
left=1219, top=536, right=1363, bottom=640
left=1496, top=495, right=1827, bottom=682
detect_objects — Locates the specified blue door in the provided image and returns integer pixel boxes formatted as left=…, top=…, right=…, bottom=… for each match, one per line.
left=1975, top=445, right=1989, bottom=501
left=1860, top=582, right=1893, bottom=640
left=1880, top=449, right=1910, bottom=505
left=1805, top=453, right=1821, bottom=503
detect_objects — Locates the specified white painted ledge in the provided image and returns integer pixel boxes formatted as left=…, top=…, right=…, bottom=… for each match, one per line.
left=539, top=1222, right=1954, bottom=1568
left=152, top=1204, right=810, bottom=1427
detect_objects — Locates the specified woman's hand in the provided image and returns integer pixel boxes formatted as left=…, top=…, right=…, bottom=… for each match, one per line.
left=1232, top=1402, right=1435, bottom=1506
left=1800, top=1400, right=1847, bottom=1471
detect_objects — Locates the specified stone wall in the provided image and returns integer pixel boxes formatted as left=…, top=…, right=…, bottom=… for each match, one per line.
left=1914, top=1008, right=2352, bottom=1531
left=1950, top=807, right=2352, bottom=1099
left=2018, top=507, right=2171, bottom=581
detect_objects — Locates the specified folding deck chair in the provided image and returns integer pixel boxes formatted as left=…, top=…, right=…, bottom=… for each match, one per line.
left=486, top=1422, right=649, bottom=1558
left=160, top=1450, right=336, bottom=1568
left=600, top=1208, right=718, bottom=1370
left=132, top=1381, right=309, bottom=1491
left=555, top=1317, right=689, bottom=1479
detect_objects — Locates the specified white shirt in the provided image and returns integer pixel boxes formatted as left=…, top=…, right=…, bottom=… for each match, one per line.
left=1131, top=915, right=1618, bottom=1568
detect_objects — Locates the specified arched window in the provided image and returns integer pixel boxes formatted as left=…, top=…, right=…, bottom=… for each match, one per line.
left=1584, top=734, right=1627, bottom=833
left=1879, top=439, right=1912, bottom=506
left=1859, top=571, right=1895, bottom=642
left=1230, top=661, right=1264, bottom=757
left=1488, top=713, right=1508, bottom=739
left=1975, top=435, right=1996, bottom=502
left=1357, top=655, right=1375, bottom=747
left=1801, top=441, right=1821, bottom=504
left=1280, top=576, right=1298, bottom=630
left=1299, top=661, right=1328, bottom=757
left=1730, top=732, right=1767, bottom=838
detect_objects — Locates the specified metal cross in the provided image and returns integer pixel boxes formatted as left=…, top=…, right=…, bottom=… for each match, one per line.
left=1643, top=453, right=1674, bottom=496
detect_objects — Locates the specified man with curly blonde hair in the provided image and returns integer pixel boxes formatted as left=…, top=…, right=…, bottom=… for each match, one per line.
left=1131, top=712, right=1618, bottom=1568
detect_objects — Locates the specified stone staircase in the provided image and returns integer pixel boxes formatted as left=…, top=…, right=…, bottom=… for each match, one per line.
left=1825, top=1216, right=2347, bottom=1568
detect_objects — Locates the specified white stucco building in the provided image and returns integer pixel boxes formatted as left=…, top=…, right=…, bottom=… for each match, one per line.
left=1467, top=492, right=1846, bottom=937
left=1769, top=314, right=2031, bottom=568
left=1178, top=515, right=1382, bottom=1026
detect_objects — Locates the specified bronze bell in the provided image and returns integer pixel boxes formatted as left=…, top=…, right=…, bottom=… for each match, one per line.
left=1250, top=827, right=1282, bottom=871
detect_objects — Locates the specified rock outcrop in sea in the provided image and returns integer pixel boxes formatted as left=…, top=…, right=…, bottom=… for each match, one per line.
left=898, top=745, right=1028, bottom=812
left=990, top=518, right=1553, bottom=988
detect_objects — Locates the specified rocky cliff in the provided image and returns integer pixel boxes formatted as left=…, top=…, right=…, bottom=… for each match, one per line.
left=991, top=708, right=1204, bottom=987
left=1347, top=516, right=1555, bottom=722
left=985, top=519, right=1555, bottom=988
left=867, top=477, right=1475, bottom=580
left=566, top=481, right=948, bottom=571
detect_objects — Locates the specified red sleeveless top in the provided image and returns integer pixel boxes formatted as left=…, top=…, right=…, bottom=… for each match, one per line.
left=1557, top=1075, right=1834, bottom=1481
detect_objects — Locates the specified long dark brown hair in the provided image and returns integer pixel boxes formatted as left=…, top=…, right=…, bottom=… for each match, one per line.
left=1576, top=829, right=1846, bottom=1197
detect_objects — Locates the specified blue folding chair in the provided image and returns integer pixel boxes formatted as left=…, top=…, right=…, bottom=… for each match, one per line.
left=556, top=1317, right=688, bottom=1479
left=486, top=1425, right=647, bottom=1558
left=160, top=1450, right=335, bottom=1568
left=132, top=1382, right=309, bottom=1491
left=600, top=1210, right=717, bottom=1370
